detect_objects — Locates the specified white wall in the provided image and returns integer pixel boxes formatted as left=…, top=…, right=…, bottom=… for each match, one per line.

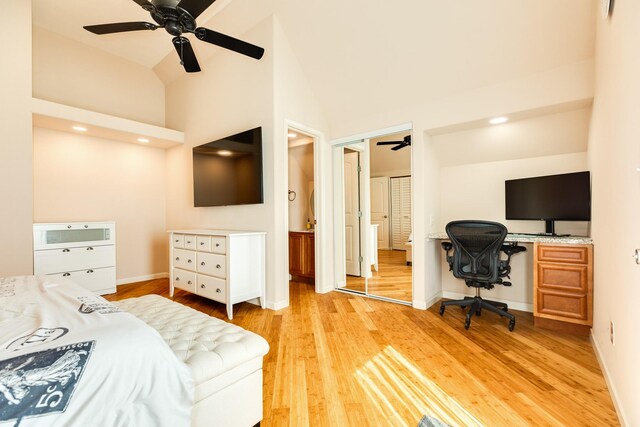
left=33, top=128, right=168, bottom=283
left=0, top=0, right=33, bottom=276
left=588, top=3, right=640, bottom=424
left=33, top=27, right=166, bottom=126
left=288, top=144, right=314, bottom=231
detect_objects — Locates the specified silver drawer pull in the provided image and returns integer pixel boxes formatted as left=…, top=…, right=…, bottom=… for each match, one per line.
left=187, top=259, right=192, bottom=263
left=63, top=273, right=70, bottom=277
left=87, top=269, right=94, bottom=274
left=62, top=249, right=70, bottom=253
left=201, top=262, right=205, bottom=266
left=84, top=225, right=88, bottom=228
left=216, top=264, right=221, bottom=269
left=201, top=284, right=205, bottom=289
left=67, top=225, right=72, bottom=229
left=87, top=247, right=94, bottom=251
left=216, top=288, right=222, bottom=293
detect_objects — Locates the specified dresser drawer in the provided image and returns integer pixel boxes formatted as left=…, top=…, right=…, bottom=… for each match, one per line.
left=536, top=288, right=589, bottom=322
left=49, top=266, right=115, bottom=295
left=197, top=252, right=226, bottom=278
left=211, top=236, right=226, bottom=254
left=34, top=245, right=115, bottom=275
left=184, top=235, right=197, bottom=250
left=536, top=244, right=590, bottom=265
left=537, top=263, right=589, bottom=293
left=173, top=268, right=196, bottom=293
left=173, top=248, right=196, bottom=272
left=196, top=235, right=211, bottom=252
left=172, top=234, right=185, bottom=248
left=197, top=275, right=226, bottom=303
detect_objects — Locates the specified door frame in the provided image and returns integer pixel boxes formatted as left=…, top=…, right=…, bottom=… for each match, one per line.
left=285, top=120, right=329, bottom=294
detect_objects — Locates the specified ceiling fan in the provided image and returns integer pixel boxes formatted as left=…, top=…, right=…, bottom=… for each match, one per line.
left=83, top=0, right=265, bottom=73
left=376, top=135, right=411, bottom=151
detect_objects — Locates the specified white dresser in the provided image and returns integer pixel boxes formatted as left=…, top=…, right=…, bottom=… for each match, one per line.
left=169, top=229, right=266, bottom=319
left=33, top=222, right=116, bottom=295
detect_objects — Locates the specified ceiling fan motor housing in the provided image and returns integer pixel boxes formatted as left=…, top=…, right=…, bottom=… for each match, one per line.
left=150, top=1, right=197, bottom=36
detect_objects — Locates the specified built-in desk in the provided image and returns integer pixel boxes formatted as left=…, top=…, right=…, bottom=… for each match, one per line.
left=427, top=233, right=593, bottom=335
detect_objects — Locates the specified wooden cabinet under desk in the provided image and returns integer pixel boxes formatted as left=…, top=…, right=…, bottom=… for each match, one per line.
left=533, top=242, right=593, bottom=335
left=289, top=231, right=314, bottom=282
left=169, top=229, right=266, bottom=319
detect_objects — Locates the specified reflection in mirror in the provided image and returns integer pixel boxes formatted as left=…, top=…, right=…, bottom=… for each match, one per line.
left=333, top=130, right=412, bottom=304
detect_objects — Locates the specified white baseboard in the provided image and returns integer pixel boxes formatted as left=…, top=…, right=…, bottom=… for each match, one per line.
left=267, top=299, right=289, bottom=310
left=412, top=300, right=428, bottom=310
left=117, top=272, right=169, bottom=286
left=590, top=332, right=628, bottom=426
left=442, top=290, right=533, bottom=312
left=417, top=291, right=443, bottom=310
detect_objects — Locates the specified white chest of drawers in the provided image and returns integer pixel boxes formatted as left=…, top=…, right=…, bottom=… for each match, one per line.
left=169, top=229, right=266, bottom=319
left=33, top=222, right=116, bottom=295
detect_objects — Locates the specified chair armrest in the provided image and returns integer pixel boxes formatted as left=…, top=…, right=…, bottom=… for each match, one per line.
left=501, top=244, right=527, bottom=256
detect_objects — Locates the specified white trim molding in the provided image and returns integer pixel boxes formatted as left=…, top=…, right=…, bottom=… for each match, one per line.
left=590, top=332, right=628, bottom=426
left=267, top=299, right=289, bottom=311
left=117, top=272, right=169, bottom=286
left=442, top=291, right=533, bottom=312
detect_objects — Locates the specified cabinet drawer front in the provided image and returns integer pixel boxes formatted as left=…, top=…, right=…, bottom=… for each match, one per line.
left=197, top=252, right=226, bottom=278
left=183, top=235, right=197, bottom=250
left=49, top=266, right=115, bottom=294
left=196, top=236, right=211, bottom=252
left=537, top=263, right=588, bottom=293
left=537, top=289, right=589, bottom=321
left=211, top=236, right=226, bottom=254
left=197, top=275, right=226, bottom=303
left=536, top=245, right=590, bottom=264
left=173, top=248, right=196, bottom=272
left=173, top=268, right=196, bottom=293
left=34, top=245, right=115, bottom=275
left=172, top=234, right=185, bottom=248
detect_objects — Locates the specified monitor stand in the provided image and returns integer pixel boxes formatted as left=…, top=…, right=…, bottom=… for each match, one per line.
left=543, top=220, right=570, bottom=237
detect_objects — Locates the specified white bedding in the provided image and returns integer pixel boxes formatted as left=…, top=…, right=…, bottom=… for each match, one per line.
left=0, top=276, right=194, bottom=427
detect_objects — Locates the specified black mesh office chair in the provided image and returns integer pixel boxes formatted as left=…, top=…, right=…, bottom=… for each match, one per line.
left=439, top=220, right=526, bottom=331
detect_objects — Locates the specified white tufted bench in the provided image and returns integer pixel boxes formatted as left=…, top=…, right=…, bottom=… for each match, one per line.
left=116, top=294, right=269, bottom=427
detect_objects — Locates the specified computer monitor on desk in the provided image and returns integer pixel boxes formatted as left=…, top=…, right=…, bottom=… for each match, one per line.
left=505, top=171, right=591, bottom=236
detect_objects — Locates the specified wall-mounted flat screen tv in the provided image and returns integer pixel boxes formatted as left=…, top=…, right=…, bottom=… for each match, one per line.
left=505, top=171, right=591, bottom=234
left=193, top=127, right=264, bottom=207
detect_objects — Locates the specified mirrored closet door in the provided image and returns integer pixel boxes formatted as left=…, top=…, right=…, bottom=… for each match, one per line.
left=333, top=130, right=413, bottom=304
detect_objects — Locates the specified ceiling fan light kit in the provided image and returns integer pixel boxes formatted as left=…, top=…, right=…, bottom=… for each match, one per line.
left=84, top=0, right=265, bottom=73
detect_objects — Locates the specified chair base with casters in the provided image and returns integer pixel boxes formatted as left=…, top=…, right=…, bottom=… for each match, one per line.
left=439, top=286, right=516, bottom=331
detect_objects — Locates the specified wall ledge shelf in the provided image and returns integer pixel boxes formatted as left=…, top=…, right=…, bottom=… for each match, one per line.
left=31, top=98, right=184, bottom=149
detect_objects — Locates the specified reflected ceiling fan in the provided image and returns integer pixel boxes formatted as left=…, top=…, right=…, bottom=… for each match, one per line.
left=83, top=0, right=265, bottom=73
left=376, top=135, right=411, bottom=151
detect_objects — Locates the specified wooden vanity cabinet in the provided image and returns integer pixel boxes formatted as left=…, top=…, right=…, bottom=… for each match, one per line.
left=289, top=232, right=315, bottom=282
left=533, top=243, right=593, bottom=335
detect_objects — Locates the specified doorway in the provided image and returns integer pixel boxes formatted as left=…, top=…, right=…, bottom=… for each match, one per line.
left=288, top=128, right=316, bottom=286
left=333, top=127, right=413, bottom=304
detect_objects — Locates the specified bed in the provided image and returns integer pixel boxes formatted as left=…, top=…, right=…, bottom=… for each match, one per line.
left=0, top=276, right=269, bottom=427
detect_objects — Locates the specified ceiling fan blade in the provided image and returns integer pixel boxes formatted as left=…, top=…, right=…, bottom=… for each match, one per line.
left=131, top=0, right=153, bottom=10
left=173, top=37, right=201, bottom=73
left=195, top=28, right=265, bottom=60
left=177, top=0, right=217, bottom=19
left=84, top=22, right=157, bottom=35
left=377, top=141, right=402, bottom=145
left=391, top=144, right=406, bottom=151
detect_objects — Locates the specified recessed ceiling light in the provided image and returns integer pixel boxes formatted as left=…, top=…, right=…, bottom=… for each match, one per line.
left=137, top=137, right=150, bottom=143
left=72, top=126, right=88, bottom=132
left=288, top=133, right=297, bottom=138
left=218, top=150, right=233, bottom=156
left=489, top=117, right=508, bottom=125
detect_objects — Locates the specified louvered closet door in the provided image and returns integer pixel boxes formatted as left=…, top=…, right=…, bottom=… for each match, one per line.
left=391, top=176, right=412, bottom=250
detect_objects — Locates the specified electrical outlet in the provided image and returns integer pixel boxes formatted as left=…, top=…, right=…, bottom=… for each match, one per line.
left=610, top=320, right=615, bottom=345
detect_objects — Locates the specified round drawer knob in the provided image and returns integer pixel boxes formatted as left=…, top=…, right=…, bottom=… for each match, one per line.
left=175, top=257, right=180, bottom=261
left=216, top=264, right=221, bottom=269
left=87, top=269, right=94, bottom=273
left=187, top=259, right=192, bottom=263
left=187, top=280, right=192, bottom=285
left=175, top=277, right=180, bottom=281
left=200, top=242, right=204, bottom=245
left=216, top=243, right=220, bottom=247
left=201, top=284, right=205, bottom=289
left=84, top=225, right=88, bottom=228
left=62, top=249, right=70, bottom=253
left=63, top=273, right=70, bottom=277
left=67, top=225, right=72, bottom=229
left=87, top=247, right=94, bottom=251
left=216, top=288, right=222, bottom=293
left=201, top=262, right=205, bottom=266
left=187, top=241, right=191, bottom=244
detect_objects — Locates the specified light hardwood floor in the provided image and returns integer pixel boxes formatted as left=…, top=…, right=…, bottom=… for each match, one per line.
left=106, top=279, right=619, bottom=427
left=345, top=249, right=412, bottom=302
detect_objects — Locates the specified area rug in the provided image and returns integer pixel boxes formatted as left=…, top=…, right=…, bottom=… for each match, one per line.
left=417, top=415, right=452, bottom=427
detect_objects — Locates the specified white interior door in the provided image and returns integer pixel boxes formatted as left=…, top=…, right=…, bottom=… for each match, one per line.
left=370, top=177, right=390, bottom=249
left=344, top=151, right=361, bottom=276
left=391, top=176, right=412, bottom=250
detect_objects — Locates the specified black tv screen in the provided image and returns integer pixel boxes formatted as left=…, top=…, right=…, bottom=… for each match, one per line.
left=505, top=171, right=591, bottom=221
left=193, top=127, right=264, bottom=207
